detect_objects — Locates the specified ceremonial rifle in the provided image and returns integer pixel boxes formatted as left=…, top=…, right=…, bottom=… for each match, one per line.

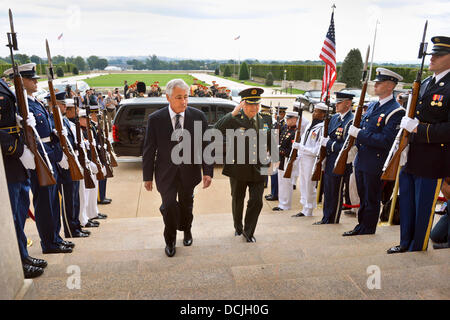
left=74, top=97, right=95, bottom=189
left=311, top=85, right=331, bottom=181
left=6, top=9, right=56, bottom=186
left=333, top=45, right=371, bottom=175
left=103, top=109, right=118, bottom=167
left=85, top=105, right=105, bottom=181
left=46, top=39, right=83, bottom=181
left=96, top=111, right=114, bottom=178
left=381, top=21, right=428, bottom=181
left=283, top=107, right=303, bottom=178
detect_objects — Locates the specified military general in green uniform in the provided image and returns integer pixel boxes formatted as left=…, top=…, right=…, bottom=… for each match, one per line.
left=214, top=88, right=276, bottom=242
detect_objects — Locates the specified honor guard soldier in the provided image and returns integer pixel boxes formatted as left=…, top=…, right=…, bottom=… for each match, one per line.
left=214, top=87, right=275, bottom=242
left=260, top=104, right=272, bottom=188
left=6, top=63, right=74, bottom=253
left=273, top=111, right=299, bottom=211
left=1, top=72, right=47, bottom=278
left=210, top=81, right=218, bottom=97
left=344, top=68, right=405, bottom=236
left=292, top=103, right=327, bottom=217
left=265, top=106, right=287, bottom=201
left=388, top=36, right=450, bottom=253
left=314, top=93, right=355, bottom=224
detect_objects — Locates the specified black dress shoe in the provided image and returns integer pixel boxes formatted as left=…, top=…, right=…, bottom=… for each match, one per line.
left=98, top=199, right=112, bottom=205
left=293, top=185, right=296, bottom=190
left=91, top=214, right=107, bottom=220
left=265, top=194, right=272, bottom=200
left=183, top=230, right=193, bottom=246
left=433, top=243, right=449, bottom=250
left=60, top=240, right=75, bottom=248
left=242, top=231, right=256, bottom=243
left=84, top=221, right=99, bottom=228
left=292, top=212, right=305, bottom=217
left=80, top=229, right=91, bottom=235
left=387, top=245, right=408, bottom=254
left=165, top=242, right=176, bottom=257
left=42, top=245, right=73, bottom=254
left=71, top=231, right=89, bottom=238
left=342, top=229, right=359, bottom=237
left=22, top=256, right=47, bottom=269
left=313, top=221, right=326, bottom=225
left=235, top=230, right=242, bottom=236
left=265, top=195, right=278, bottom=201
left=23, top=264, right=44, bottom=279
left=104, top=198, right=112, bottom=202
left=272, top=207, right=284, bottom=211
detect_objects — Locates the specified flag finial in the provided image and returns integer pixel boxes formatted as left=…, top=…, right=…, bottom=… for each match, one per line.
left=332, top=3, right=336, bottom=10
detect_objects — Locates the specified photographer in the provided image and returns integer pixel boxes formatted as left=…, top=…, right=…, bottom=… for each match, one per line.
left=105, top=90, right=118, bottom=131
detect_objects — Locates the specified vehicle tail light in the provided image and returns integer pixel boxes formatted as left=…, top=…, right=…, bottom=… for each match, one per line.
left=112, top=124, right=119, bottom=142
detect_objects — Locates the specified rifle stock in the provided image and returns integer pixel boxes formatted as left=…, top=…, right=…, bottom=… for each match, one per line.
left=333, top=45, right=370, bottom=175
left=86, top=106, right=105, bottom=181
left=7, top=9, right=55, bottom=186
left=103, top=110, right=118, bottom=167
left=97, top=112, right=113, bottom=178
left=311, top=116, right=329, bottom=181
left=381, top=21, right=428, bottom=181
left=283, top=109, right=303, bottom=179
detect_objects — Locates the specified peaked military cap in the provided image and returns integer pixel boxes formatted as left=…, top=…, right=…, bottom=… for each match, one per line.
left=239, top=87, right=264, bottom=104
left=374, top=68, right=403, bottom=84
left=79, top=108, right=87, bottom=117
left=45, top=91, right=66, bottom=102
left=4, top=63, right=40, bottom=79
left=65, top=98, right=75, bottom=107
left=335, top=92, right=355, bottom=102
left=286, top=111, right=299, bottom=118
left=314, top=102, right=329, bottom=111
left=274, top=106, right=288, bottom=111
left=430, top=36, right=450, bottom=56
left=260, top=104, right=271, bottom=111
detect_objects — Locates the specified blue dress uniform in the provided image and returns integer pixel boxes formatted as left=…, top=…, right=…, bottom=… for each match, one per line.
left=392, top=36, right=450, bottom=253
left=0, top=78, right=30, bottom=261
left=27, top=95, right=71, bottom=253
left=349, top=70, right=405, bottom=235
left=319, top=104, right=354, bottom=224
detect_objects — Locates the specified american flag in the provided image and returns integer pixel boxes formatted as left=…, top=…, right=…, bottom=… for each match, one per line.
left=234, top=35, right=240, bottom=40
left=57, top=33, right=63, bottom=40
left=319, top=10, right=336, bottom=101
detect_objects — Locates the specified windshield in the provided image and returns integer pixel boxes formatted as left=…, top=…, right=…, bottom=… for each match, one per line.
left=309, top=91, right=322, bottom=98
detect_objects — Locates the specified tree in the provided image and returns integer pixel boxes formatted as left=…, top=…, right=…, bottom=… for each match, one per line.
left=56, top=66, right=64, bottom=78
left=239, top=62, right=250, bottom=80
left=95, top=58, right=108, bottom=70
left=338, top=49, right=363, bottom=88
left=72, top=66, right=79, bottom=75
left=215, top=67, right=219, bottom=75
left=223, top=65, right=232, bottom=77
left=73, top=56, right=87, bottom=71
left=87, top=55, right=100, bottom=70
left=30, top=55, right=42, bottom=64
left=52, top=55, right=66, bottom=64
left=265, top=72, right=274, bottom=86
left=13, top=54, right=30, bottom=64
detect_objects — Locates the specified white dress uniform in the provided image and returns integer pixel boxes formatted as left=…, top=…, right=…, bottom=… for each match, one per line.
left=297, top=121, right=324, bottom=216
left=277, top=117, right=309, bottom=210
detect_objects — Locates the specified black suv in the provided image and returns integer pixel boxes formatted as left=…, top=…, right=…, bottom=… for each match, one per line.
left=112, top=97, right=238, bottom=157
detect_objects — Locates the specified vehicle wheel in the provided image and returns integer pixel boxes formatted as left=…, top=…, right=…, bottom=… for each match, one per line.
left=308, top=103, right=314, bottom=113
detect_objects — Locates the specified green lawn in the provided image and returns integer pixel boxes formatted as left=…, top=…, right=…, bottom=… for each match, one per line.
left=85, top=74, right=206, bottom=88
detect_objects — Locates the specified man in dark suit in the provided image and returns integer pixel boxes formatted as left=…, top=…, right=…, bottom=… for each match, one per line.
left=388, top=36, right=450, bottom=253
left=142, top=79, right=213, bottom=257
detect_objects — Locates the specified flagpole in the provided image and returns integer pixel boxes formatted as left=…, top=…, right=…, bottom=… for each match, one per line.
left=368, top=19, right=379, bottom=82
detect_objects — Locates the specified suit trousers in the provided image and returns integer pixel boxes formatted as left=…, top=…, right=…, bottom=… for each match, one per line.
left=159, top=172, right=195, bottom=245
left=299, top=155, right=317, bottom=216
left=229, top=177, right=264, bottom=237
left=399, top=170, right=443, bottom=251
left=354, top=169, right=383, bottom=234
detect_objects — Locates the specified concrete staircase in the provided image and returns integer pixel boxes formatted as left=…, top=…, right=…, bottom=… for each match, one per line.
left=25, top=210, right=449, bottom=300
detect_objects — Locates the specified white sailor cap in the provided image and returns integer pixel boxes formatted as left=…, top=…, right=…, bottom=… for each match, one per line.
left=4, top=63, right=40, bottom=79
left=285, top=111, right=299, bottom=118
left=314, top=102, right=329, bottom=111
left=65, top=99, right=75, bottom=107
left=78, top=108, right=87, bottom=117
left=374, top=68, right=403, bottom=84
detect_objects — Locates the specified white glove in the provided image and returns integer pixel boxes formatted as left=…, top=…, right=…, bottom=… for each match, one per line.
left=101, top=166, right=107, bottom=176
left=58, top=153, right=69, bottom=170
left=61, top=126, right=68, bottom=137
left=400, top=116, right=419, bottom=133
left=84, top=140, right=90, bottom=150
left=292, top=142, right=301, bottom=150
left=400, top=145, right=409, bottom=166
left=24, top=113, right=36, bottom=127
left=320, top=136, right=330, bottom=147
left=19, top=145, right=35, bottom=170
left=349, top=125, right=361, bottom=138
left=89, top=161, right=98, bottom=174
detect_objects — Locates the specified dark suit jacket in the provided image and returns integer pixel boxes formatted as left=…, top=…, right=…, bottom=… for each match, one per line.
left=142, top=106, right=214, bottom=195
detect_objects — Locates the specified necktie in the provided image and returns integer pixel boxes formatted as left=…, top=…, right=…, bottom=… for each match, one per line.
left=427, top=77, right=436, bottom=91
left=175, top=114, right=182, bottom=142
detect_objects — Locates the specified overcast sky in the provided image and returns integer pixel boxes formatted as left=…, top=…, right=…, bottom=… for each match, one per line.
left=0, top=0, right=449, bottom=64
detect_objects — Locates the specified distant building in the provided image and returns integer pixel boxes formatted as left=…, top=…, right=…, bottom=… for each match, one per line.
left=104, top=66, right=122, bottom=71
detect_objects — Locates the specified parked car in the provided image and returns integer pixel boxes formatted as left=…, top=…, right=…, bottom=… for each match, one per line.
left=112, top=97, right=238, bottom=157
left=294, top=90, right=336, bottom=113
left=38, top=79, right=90, bottom=96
